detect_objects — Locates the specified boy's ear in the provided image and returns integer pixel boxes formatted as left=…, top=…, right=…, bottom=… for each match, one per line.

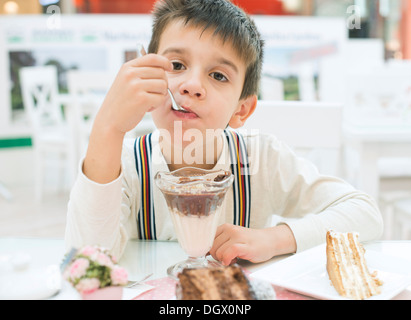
left=228, top=95, right=257, bottom=129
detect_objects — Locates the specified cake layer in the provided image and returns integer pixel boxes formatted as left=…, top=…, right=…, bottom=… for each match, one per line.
left=177, top=266, right=255, bottom=300
left=326, top=230, right=382, bottom=300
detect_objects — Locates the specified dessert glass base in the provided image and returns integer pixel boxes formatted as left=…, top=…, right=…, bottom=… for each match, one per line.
left=167, top=256, right=223, bottom=280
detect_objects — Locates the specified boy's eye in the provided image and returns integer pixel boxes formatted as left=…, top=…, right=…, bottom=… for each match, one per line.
left=172, top=62, right=185, bottom=71
left=210, top=72, right=228, bottom=82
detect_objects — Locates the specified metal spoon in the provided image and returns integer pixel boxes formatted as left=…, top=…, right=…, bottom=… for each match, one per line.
left=136, top=44, right=187, bottom=112
left=125, top=273, right=154, bottom=288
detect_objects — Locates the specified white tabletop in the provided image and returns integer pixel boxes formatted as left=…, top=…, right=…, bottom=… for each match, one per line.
left=1, top=238, right=411, bottom=300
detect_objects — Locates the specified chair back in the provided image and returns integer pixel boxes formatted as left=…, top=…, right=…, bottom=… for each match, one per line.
left=241, top=100, right=343, bottom=176
left=66, top=70, right=114, bottom=158
left=20, top=66, right=63, bottom=138
left=345, top=65, right=411, bottom=126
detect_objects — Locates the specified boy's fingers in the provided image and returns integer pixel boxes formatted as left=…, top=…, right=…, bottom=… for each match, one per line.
left=134, top=67, right=169, bottom=80
left=214, top=239, right=236, bottom=265
left=135, top=79, right=169, bottom=96
left=210, top=226, right=231, bottom=258
left=218, top=243, right=247, bottom=266
left=128, top=53, right=173, bottom=72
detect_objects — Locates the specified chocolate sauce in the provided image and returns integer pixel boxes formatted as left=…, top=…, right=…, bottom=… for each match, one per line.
left=177, top=177, right=202, bottom=184
left=177, top=172, right=230, bottom=184
left=214, top=173, right=230, bottom=182
left=162, top=191, right=225, bottom=217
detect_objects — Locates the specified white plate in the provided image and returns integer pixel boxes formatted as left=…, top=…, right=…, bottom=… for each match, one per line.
left=251, top=244, right=411, bottom=300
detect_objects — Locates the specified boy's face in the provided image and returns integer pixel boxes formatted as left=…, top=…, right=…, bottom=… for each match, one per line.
left=151, top=20, right=255, bottom=143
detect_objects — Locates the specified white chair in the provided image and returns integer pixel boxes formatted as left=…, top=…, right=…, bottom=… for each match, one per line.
left=66, top=70, right=114, bottom=162
left=380, top=189, right=411, bottom=240
left=66, top=70, right=156, bottom=162
left=241, top=100, right=344, bottom=177
left=260, top=76, right=284, bottom=101
left=20, top=65, right=76, bottom=202
left=344, top=65, right=411, bottom=127
left=0, top=181, right=12, bottom=201
left=343, top=63, right=411, bottom=239
left=393, top=199, right=411, bottom=240
left=241, top=100, right=343, bottom=226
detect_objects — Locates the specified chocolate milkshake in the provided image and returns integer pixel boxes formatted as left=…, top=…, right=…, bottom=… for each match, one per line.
left=155, top=168, right=233, bottom=258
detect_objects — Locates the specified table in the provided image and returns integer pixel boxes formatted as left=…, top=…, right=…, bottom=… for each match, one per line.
left=343, top=124, right=411, bottom=201
left=1, top=238, right=411, bottom=300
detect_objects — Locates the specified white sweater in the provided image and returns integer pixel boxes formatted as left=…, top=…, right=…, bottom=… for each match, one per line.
left=65, top=130, right=383, bottom=259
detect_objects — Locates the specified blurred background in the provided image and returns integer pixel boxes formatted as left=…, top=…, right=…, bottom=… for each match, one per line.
left=0, top=0, right=410, bottom=240
left=1, top=0, right=408, bottom=58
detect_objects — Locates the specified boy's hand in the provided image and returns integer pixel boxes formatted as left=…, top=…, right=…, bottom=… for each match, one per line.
left=98, top=53, right=173, bottom=135
left=83, top=54, right=172, bottom=184
left=209, top=224, right=297, bottom=266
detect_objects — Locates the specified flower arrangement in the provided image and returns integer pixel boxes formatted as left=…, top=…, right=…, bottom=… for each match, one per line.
left=63, top=245, right=128, bottom=295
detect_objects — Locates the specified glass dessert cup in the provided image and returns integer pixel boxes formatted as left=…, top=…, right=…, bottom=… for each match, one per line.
left=155, top=167, right=234, bottom=280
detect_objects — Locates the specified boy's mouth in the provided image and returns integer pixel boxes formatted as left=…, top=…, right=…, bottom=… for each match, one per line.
left=171, top=106, right=199, bottom=119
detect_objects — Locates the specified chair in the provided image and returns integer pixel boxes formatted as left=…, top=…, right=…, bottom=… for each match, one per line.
left=241, top=100, right=343, bottom=226
left=0, top=181, right=12, bottom=201
left=66, top=70, right=114, bottom=162
left=260, top=76, right=284, bottom=101
left=20, top=65, right=76, bottom=202
left=241, top=100, right=344, bottom=177
left=393, top=199, right=411, bottom=240
left=343, top=63, right=411, bottom=239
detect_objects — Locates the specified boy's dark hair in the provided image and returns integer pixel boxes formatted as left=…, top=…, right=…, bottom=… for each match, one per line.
left=148, top=0, right=264, bottom=99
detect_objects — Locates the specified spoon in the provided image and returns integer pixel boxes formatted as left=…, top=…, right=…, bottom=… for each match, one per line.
left=136, top=44, right=188, bottom=112
left=125, top=273, right=154, bottom=288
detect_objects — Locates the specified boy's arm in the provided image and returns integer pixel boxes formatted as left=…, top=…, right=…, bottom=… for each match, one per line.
left=65, top=55, right=172, bottom=256
left=82, top=117, right=125, bottom=184
left=210, top=134, right=383, bottom=265
left=83, top=54, right=172, bottom=184
left=65, top=140, right=139, bottom=259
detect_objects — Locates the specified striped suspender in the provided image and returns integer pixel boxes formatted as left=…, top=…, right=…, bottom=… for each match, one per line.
left=134, top=130, right=251, bottom=239
left=134, top=133, right=156, bottom=240
left=224, top=130, right=251, bottom=228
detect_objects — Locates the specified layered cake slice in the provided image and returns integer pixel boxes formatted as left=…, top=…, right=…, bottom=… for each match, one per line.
left=176, top=266, right=256, bottom=300
left=326, top=230, right=383, bottom=300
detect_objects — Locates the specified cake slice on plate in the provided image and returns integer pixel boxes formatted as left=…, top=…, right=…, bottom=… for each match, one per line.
left=176, top=265, right=256, bottom=300
left=326, top=230, right=383, bottom=300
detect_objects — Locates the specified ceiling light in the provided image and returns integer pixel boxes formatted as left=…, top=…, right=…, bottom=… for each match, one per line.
left=3, top=1, right=19, bottom=14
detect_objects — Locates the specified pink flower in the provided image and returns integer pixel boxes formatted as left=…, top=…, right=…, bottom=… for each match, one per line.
left=79, top=245, right=97, bottom=257
left=75, top=278, right=100, bottom=294
left=110, top=266, right=128, bottom=286
left=68, top=258, right=89, bottom=280
left=96, top=252, right=114, bottom=268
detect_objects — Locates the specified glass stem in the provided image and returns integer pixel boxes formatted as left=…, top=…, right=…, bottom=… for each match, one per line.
left=186, top=256, right=207, bottom=268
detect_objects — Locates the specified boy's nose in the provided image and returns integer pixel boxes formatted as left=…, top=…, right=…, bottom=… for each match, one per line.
left=179, top=72, right=206, bottom=99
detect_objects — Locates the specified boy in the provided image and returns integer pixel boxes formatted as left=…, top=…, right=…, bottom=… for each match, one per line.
left=65, top=0, right=383, bottom=265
